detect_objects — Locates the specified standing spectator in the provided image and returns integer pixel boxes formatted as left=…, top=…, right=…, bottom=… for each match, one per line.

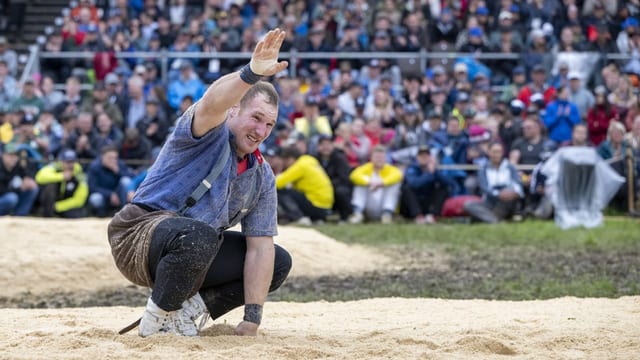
left=587, top=85, right=618, bottom=146
left=34, top=149, right=88, bottom=218
left=510, top=116, right=554, bottom=188
left=118, top=76, right=147, bottom=130
left=0, top=36, right=17, bottom=76
left=168, top=62, right=205, bottom=111
left=464, top=142, right=524, bottom=223
left=41, top=31, right=71, bottom=83
left=87, top=145, right=132, bottom=216
left=349, top=145, right=403, bottom=224
left=275, top=146, right=334, bottom=225
left=293, top=96, right=332, bottom=141
left=500, top=66, right=527, bottom=103
left=315, top=135, right=353, bottom=223
left=0, top=142, right=38, bottom=216
left=337, top=82, right=364, bottom=119
left=568, top=72, right=595, bottom=120
left=544, top=86, right=582, bottom=145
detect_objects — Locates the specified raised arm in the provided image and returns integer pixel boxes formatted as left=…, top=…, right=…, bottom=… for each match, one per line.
left=192, top=29, right=288, bottom=137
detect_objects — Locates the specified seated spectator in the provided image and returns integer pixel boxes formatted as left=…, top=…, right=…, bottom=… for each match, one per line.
left=0, top=142, right=38, bottom=216
left=587, top=85, right=618, bottom=146
left=293, top=96, right=332, bottom=149
left=33, top=109, right=64, bottom=158
left=562, top=123, right=591, bottom=147
left=67, top=112, right=97, bottom=161
left=275, top=146, right=334, bottom=225
left=81, top=81, right=124, bottom=128
left=52, top=76, right=84, bottom=119
left=567, top=72, right=595, bottom=120
left=118, top=75, right=147, bottom=130
left=39, top=75, right=65, bottom=112
left=544, top=86, right=581, bottom=145
left=119, top=128, right=152, bottom=172
left=349, top=145, right=403, bottom=224
left=315, top=135, right=353, bottom=223
left=597, top=121, right=629, bottom=161
left=401, top=145, right=453, bottom=224
left=168, top=61, right=205, bottom=111
left=34, top=149, right=88, bottom=218
left=517, top=64, right=556, bottom=108
left=0, top=59, right=18, bottom=108
left=0, top=36, right=18, bottom=77
left=11, top=79, right=45, bottom=122
left=87, top=145, right=133, bottom=217
left=136, top=99, right=170, bottom=151
left=92, top=112, right=123, bottom=152
left=464, top=142, right=524, bottom=223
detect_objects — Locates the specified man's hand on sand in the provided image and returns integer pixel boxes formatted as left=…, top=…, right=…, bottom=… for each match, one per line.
left=234, top=321, right=259, bottom=336
left=250, top=29, right=288, bottom=76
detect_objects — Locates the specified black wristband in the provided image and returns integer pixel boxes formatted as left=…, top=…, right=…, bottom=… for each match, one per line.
left=240, top=64, right=261, bottom=85
left=243, top=303, right=263, bottom=325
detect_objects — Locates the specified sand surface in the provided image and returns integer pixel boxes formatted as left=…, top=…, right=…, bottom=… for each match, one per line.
left=1, top=218, right=638, bottom=359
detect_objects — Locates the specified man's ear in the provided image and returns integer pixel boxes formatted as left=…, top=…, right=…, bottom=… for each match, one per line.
left=228, top=105, right=240, bottom=119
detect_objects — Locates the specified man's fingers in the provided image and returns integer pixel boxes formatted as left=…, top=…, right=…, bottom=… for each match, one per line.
left=254, top=40, right=264, bottom=55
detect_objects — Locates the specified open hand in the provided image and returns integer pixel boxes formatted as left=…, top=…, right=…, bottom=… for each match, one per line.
left=250, top=29, right=289, bottom=77
left=234, top=321, right=259, bottom=336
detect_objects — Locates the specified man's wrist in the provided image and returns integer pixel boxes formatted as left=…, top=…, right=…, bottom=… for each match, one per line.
left=240, top=64, right=261, bottom=85
left=243, top=303, right=263, bottom=325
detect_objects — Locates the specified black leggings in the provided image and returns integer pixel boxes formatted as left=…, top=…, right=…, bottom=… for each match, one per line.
left=148, top=217, right=292, bottom=320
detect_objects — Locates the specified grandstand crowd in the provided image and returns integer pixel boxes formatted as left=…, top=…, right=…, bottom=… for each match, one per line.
left=0, top=0, right=639, bottom=224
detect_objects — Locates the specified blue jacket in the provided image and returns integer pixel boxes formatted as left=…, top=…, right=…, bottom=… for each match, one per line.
left=87, top=158, right=133, bottom=199
left=168, top=76, right=206, bottom=110
left=544, top=100, right=581, bottom=143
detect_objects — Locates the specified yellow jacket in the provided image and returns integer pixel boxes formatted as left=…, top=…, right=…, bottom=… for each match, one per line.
left=35, top=162, right=89, bottom=213
left=0, top=122, right=12, bottom=144
left=294, top=116, right=332, bottom=138
left=350, top=162, right=403, bottom=187
left=276, top=155, right=334, bottom=209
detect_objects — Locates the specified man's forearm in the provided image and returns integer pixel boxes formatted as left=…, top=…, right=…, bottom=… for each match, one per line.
left=243, top=239, right=275, bottom=308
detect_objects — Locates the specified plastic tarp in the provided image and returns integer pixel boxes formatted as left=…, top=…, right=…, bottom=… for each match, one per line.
left=541, top=147, right=625, bottom=229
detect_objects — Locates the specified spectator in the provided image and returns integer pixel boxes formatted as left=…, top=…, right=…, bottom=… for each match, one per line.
left=87, top=145, right=132, bottom=217
left=39, top=75, right=65, bottom=112
left=464, top=142, right=524, bottom=223
left=275, top=146, right=334, bottom=225
left=597, top=121, right=629, bottom=161
left=0, top=59, right=17, bottom=109
left=81, top=81, right=124, bottom=128
left=544, top=86, right=582, bottom=144
left=587, top=85, right=618, bottom=146
left=608, top=75, right=636, bottom=119
left=119, top=127, right=152, bottom=172
left=567, top=72, right=595, bottom=120
left=500, top=66, right=527, bottom=103
left=518, top=64, right=556, bottom=108
left=293, top=96, right=332, bottom=140
left=11, top=79, right=45, bottom=122
left=67, top=111, right=97, bottom=161
left=0, top=36, right=17, bottom=77
left=349, top=145, right=403, bottom=224
left=617, top=17, right=639, bottom=54
left=0, top=142, right=38, bottom=216
left=33, top=109, right=63, bottom=158
left=52, top=76, right=84, bottom=119
left=167, top=62, right=205, bottom=111
left=41, top=31, right=71, bottom=83
left=34, top=149, right=88, bottom=218
left=116, top=75, right=147, bottom=129
left=136, top=99, right=170, bottom=151
left=562, top=123, right=591, bottom=147
left=626, top=115, right=640, bottom=151
left=429, top=8, right=458, bottom=44
left=92, top=112, right=123, bottom=151
left=315, top=134, right=353, bottom=223
left=338, top=82, right=364, bottom=118
left=402, top=145, right=451, bottom=224
left=509, top=116, right=555, bottom=192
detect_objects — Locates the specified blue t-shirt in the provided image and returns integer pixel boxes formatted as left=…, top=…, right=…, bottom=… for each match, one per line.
left=133, top=102, right=278, bottom=237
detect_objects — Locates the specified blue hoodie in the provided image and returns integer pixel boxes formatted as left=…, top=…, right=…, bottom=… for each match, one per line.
left=544, top=99, right=581, bottom=143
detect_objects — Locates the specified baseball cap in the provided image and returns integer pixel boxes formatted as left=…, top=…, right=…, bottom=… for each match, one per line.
left=532, top=64, right=545, bottom=73
left=404, top=103, right=419, bottom=114
left=456, top=91, right=470, bottom=102
left=374, top=30, right=389, bottom=39
left=94, top=81, right=106, bottom=91
left=426, top=109, right=442, bottom=119
left=498, top=10, right=513, bottom=21
left=568, top=71, right=581, bottom=80
left=59, top=149, right=78, bottom=162
left=623, top=17, right=639, bottom=29
left=432, top=65, right=446, bottom=75
left=469, top=27, right=483, bottom=37
left=105, top=73, right=118, bottom=84
left=417, top=145, right=431, bottom=154
left=304, top=95, right=320, bottom=106
left=512, top=66, right=525, bottom=75
left=476, top=7, right=489, bottom=16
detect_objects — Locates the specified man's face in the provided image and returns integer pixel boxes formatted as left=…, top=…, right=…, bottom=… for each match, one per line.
left=416, top=151, right=430, bottom=166
left=62, top=161, right=75, bottom=171
left=317, top=139, right=333, bottom=156
left=1, top=152, right=18, bottom=169
left=488, top=144, right=504, bottom=164
left=523, top=119, right=539, bottom=139
left=228, top=94, right=277, bottom=157
left=101, top=150, right=118, bottom=169
left=371, top=150, right=386, bottom=168
left=572, top=125, right=587, bottom=145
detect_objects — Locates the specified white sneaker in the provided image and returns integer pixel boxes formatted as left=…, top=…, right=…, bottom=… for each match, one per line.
left=349, top=212, right=364, bottom=224
left=381, top=212, right=393, bottom=224
left=180, top=293, right=209, bottom=331
left=296, top=216, right=312, bottom=226
left=138, top=298, right=198, bottom=337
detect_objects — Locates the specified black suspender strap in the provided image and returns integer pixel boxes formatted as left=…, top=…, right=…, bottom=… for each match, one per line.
left=177, top=142, right=231, bottom=216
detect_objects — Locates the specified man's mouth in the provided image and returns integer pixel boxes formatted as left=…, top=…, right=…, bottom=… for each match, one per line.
left=247, top=135, right=260, bottom=144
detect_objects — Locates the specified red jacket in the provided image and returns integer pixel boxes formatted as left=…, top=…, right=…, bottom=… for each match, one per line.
left=518, top=84, right=556, bottom=107
left=587, top=104, right=617, bottom=146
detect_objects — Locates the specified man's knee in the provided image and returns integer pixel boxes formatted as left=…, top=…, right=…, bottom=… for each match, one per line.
left=270, top=245, right=292, bottom=291
left=158, top=218, right=222, bottom=268
left=88, top=193, right=105, bottom=209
